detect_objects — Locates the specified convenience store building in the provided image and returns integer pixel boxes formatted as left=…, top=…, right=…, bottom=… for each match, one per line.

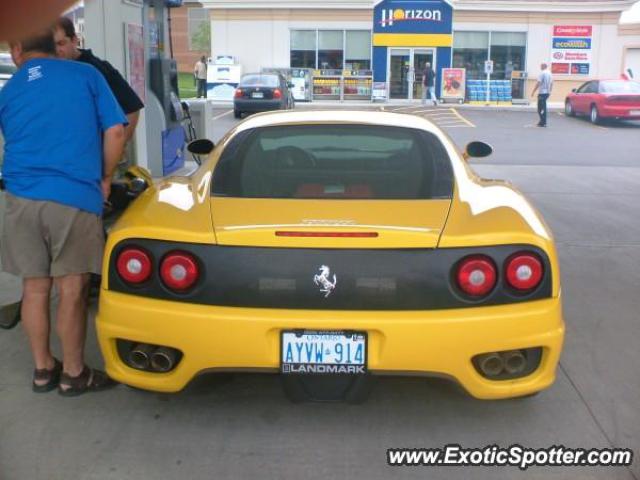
left=190, top=0, right=640, bottom=102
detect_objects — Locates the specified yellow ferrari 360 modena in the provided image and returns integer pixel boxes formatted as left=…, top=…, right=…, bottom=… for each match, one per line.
left=97, top=110, right=564, bottom=401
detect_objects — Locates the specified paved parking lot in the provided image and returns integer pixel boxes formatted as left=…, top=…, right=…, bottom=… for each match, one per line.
left=1, top=106, right=639, bottom=480
left=384, top=105, right=476, bottom=128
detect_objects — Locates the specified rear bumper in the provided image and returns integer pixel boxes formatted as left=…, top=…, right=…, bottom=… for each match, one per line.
left=599, top=104, right=640, bottom=119
left=97, top=292, right=564, bottom=399
left=234, top=99, right=283, bottom=112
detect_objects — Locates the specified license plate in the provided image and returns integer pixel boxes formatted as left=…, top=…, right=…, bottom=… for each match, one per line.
left=281, top=330, right=367, bottom=375
left=630, top=110, right=640, bottom=115
left=251, top=92, right=264, bottom=99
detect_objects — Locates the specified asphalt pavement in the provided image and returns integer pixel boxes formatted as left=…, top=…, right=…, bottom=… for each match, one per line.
left=0, top=106, right=639, bottom=480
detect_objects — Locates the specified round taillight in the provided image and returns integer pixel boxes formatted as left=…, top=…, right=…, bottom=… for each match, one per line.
left=505, top=253, right=543, bottom=291
left=234, top=88, right=243, bottom=98
left=116, top=248, right=152, bottom=284
left=273, top=88, right=282, bottom=99
left=160, top=251, right=200, bottom=292
left=456, top=255, right=497, bottom=297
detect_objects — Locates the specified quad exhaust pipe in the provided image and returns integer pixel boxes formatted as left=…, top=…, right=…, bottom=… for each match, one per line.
left=125, top=343, right=180, bottom=373
left=476, top=352, right=504, bottom=377
left=150, top=346, right=178, bottom=373
left=128, top=343, right=155, bottom=370
left=502, top=350, right=526, bottom=375
left=474, top=349, right=532, bottom=378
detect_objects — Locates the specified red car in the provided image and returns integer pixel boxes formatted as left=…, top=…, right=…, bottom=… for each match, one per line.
left=565, top=79, right=640, bottom=124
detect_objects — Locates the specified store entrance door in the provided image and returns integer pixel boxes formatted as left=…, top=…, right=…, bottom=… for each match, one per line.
left=388, top=48, right=435, bottom=100
left=389, top=49, right=411, bottom=99
left=412, top=49, right=435, bottom=101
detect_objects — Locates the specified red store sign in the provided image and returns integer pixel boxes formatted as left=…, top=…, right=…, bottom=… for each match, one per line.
left=553, top=25, right=593, bottom=37
left=551, top=63, right=570, bottom=74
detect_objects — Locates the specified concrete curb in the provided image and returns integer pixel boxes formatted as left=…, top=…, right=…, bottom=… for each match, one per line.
left=190, top=98, right=564, bottom=112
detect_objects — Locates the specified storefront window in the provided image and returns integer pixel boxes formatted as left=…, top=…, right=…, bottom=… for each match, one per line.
left=318, top=31, right=344, bottom=69
left=290, top=30, right=372, bottom=70
left=345, top=31, right=371, bottom=70
left=290, top=30, right=317, bottom=69
left=452, top=32, right=489, bottom=80
left=490, top=32, right=526, bottom=80
left=453, top=31, right=527, bottom=81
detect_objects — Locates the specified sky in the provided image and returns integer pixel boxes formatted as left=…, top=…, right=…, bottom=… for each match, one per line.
left=621, top=0, right=640, bottom=23
left=67, top=0, right=640, bottom=23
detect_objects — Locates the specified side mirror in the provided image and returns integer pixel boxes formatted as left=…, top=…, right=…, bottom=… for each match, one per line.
left=187, top=139, right=215, bottom=156
left=463, top=141, right=493, bottom=160
left=571, top=88, right=577, bottom=93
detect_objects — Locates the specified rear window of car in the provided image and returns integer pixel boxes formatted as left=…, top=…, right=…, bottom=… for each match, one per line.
left=600, top=81, right=640, bottom=94
left=212, top=125, right=454, bottom=199
left=239, top=75, right=280, bottom=87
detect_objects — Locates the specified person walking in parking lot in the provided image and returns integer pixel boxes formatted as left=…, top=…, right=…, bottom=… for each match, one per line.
left=194, top=56, right=208, bottom=98
left=54, top=17, right=144, bottom=144
left=532, top=62, right=553, bottom=127
left=422, top=62, right=437, bottom=106
left=0, top=28, right=127, bottom=395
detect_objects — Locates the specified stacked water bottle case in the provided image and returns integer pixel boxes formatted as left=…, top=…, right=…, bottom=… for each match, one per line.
left=466, top=80, right=512, bottom=103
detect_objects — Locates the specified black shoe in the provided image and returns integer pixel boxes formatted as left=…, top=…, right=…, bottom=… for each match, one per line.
left=537, top=123, right=547, bottom=127
left=0, top=301, right=21, bottom=330
left=58, top=366, right=118, bottom=397
left=33, top=358, right=63, bottom=393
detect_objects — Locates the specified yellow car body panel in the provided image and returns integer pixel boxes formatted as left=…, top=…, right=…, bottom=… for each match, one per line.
left=211, top=197, right=451, bottom=248
left=98, top=110, right=565, bottom=399
left=97, top=294, right=563, bottom=399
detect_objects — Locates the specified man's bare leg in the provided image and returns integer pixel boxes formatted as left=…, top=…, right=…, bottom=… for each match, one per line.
left=54, top=273, right=90, bottom=379
left=22, top=277, right=55, bottom=385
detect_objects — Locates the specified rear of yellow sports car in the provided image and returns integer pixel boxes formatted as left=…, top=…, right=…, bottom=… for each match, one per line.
left=96, top=112, right=564, bottom=400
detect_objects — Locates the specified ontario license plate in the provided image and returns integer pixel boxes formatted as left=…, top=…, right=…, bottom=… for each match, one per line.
left=251, top=92, right=264, bottom=98
left=281, top=330, right=367, bottom=374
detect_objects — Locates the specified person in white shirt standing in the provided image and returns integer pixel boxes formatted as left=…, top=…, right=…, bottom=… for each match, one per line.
left=194, top=56, right=207, bottom=99
left=531, top=63, right=553, bottom=127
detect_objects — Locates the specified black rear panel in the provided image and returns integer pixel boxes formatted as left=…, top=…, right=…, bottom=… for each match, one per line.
left=108, top=240, right=552, bottom=310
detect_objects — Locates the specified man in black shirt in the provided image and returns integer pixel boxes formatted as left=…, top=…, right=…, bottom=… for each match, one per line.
left=421, top=62, right=437, bottom=106
left=54, top=17, right=144, bottom=142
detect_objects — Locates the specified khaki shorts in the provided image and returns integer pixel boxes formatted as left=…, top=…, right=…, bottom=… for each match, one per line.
left=0, top=194, right=104, bottom=278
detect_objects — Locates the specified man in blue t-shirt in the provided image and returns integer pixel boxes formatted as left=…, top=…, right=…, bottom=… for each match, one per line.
left=0, top=28, right=127, bottom=396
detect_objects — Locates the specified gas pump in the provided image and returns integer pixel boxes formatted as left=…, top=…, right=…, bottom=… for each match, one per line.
left=80, top=0, right=190, bottom=176
left=141, top=0, right=189, bottom=176
left=148, top=57, right=185, bottom=175
left=207, top=55, right=242, bottom=101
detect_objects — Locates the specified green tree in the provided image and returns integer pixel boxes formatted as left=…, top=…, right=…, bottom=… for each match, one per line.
left=191, top=21, right=210, bottom=52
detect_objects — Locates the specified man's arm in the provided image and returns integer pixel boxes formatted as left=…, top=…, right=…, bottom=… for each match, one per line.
left=102, top=124, right=126, bottom=200
left=531, top=80, right=540, bottom=97
left=124, top=110, right=139, bottom=143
